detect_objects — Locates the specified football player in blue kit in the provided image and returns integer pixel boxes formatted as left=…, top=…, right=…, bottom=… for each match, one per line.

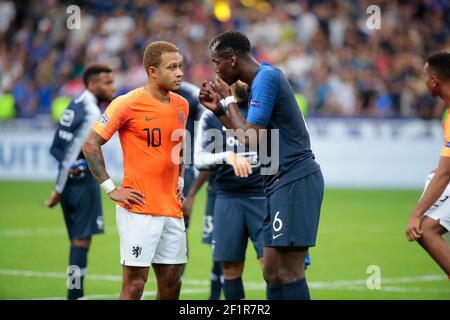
left=199, top=31, right=324, bottom=300
left=195, top=81, right=265, bottom=300
left=45, top=64, right=115, bottom=299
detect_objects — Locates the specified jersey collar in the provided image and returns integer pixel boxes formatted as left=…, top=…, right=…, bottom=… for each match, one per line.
left=248, top=61, right=272, bottom=95
left=83, top=90, right=99, bottom=105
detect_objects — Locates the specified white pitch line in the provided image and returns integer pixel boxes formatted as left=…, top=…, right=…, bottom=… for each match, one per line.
left=309, top=274, right=445, bottom=288
left=1, top=268, right=449, bottom=299
left=0, top=269, right=208, bottom=286
left=28, top=285, right=450, bottom=300
left=32, top=288, right=214, bottom=300
left=340, top=285, right=450, bottom=293
left=0, top=228, right=66, bottom=237
left=32, top=285, right=269, bottom=300
left=0, top=226, right=117, bottom=238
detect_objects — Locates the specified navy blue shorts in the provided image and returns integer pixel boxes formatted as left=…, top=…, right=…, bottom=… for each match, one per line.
left=263, top=170, right=324, bottom=248
left=202, top=191, right=216, bottom=244
left=212, top=195, right=265, bottom=262
left=60, top=178, right=104, bottom=240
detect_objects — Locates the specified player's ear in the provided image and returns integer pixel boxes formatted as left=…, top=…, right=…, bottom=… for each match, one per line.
left=86, top=80, right=97, bottom=93
left=229, top=54, right=237, bottom=67
left=431, top=75, right=438, bottom=87
left=148, top=66, right=157, bottom=79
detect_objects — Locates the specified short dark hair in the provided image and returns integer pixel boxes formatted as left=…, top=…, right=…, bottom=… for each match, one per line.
left=426, top=52, right=450, bottom=80
left=143, top=41, right=179, bottom=73
left=82, top=64, right=112, bottom=87
left=210, top=31, right=251, bottom=57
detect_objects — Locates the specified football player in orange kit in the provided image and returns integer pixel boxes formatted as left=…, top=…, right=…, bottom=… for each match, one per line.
left=82, top=41, right=189, bottom=300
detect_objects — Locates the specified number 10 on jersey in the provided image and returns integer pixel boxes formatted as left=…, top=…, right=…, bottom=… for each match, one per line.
left=143, top=128, right=161, bottom=147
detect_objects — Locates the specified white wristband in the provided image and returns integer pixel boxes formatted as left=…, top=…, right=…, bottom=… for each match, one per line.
left=225, top=95, right=237, bottom=106
left=220, top=95, right=237, bottom=108
left=100, top=178, right=116, bottom=194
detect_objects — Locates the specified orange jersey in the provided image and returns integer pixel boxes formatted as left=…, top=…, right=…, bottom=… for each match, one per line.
left=442, top=108, right=450, bottom=157
left=93, top=87, right=189, bottom=217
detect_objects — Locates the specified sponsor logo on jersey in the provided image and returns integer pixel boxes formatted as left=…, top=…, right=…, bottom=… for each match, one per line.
left=145, top=116, right=157, bottom=121
left=60, top=109, right=75, bottom=127
left=250, top=99, right=261, bottom=108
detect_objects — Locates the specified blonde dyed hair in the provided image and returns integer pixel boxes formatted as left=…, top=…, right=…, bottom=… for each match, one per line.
left=143, top=41, right=179, bottom=74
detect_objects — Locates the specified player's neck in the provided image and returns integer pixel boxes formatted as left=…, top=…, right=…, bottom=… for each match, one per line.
left=146, top=83, right=170, bottom=104
left=441, top=87, right=450, bottom=106
left=240, top=56, right=260, bottom=87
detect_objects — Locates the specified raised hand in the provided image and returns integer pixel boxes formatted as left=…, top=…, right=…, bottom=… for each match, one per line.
left=199, top=81, right=220, bottom=112
left=210, top=76, right=232, bottom=99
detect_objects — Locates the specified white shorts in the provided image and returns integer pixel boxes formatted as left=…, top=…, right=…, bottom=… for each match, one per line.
left=422, top=173, right=450, bottom=232
left=116, top=205, right=187, bottom=267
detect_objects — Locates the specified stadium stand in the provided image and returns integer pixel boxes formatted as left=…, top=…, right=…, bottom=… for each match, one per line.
left=0, top=0, right=449, bottom=120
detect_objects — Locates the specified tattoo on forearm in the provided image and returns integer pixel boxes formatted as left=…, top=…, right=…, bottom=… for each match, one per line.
left=82, top=133, right=109, bottom=183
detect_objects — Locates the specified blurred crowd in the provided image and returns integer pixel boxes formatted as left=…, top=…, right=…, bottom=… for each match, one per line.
left=0, top=0, right=449, bottom=119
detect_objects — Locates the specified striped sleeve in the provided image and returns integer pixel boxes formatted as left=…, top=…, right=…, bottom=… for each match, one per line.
left=54, top=102, right=101, bottom=193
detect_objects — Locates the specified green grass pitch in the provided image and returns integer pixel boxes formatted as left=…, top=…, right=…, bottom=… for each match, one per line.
left=0, top=181, right=448, bottom=300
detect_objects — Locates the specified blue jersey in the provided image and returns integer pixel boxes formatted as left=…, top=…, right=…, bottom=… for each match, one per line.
left=176, top=81, right=205, bottom=169
left=50, top=90, right=101, bottom=193
left=247, top=62, right=320, bottom=194
left=195, top=103, right=264, bottom=197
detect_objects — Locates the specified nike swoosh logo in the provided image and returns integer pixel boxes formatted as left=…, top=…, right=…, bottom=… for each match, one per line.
left=145, top=116, right=157, bottom=121
left=272, top=233, right=283, bottom=240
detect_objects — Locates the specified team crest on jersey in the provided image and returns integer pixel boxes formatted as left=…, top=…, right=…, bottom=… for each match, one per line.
left=445, top=141, right=450, bottom=148
left=98, top=112, right=109, bottom=126
left=132, top=245, right=142, bottom=259
left=178, top=111, right=185, bottom=126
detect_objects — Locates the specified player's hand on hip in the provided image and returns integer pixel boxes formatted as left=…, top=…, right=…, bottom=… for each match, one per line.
left=108, top=187, right=144, bottom=208
left=199, top=81, right=220, bottom=112
left=210, top=76, right=231, bottom=99
left=405, top=216, right=423, bottom=241
left=227, top=152, right=252, bottom=178
left=44, top=191, right=61, bottom=208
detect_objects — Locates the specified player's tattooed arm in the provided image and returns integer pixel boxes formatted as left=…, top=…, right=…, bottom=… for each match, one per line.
left=81, top=130, right=109, bottom=184
left=82, top=130, right=145, bottom=207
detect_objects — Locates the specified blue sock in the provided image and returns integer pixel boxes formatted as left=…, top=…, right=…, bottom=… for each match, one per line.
left=282, top=278, right=310, bottom=300
left=209, top=261, right=223, bottom=300
left=67, top=246, right=88, bottom=300
left=266, top=283, right=284, bottom=300
left=223, top=277, right=245, bottom=300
